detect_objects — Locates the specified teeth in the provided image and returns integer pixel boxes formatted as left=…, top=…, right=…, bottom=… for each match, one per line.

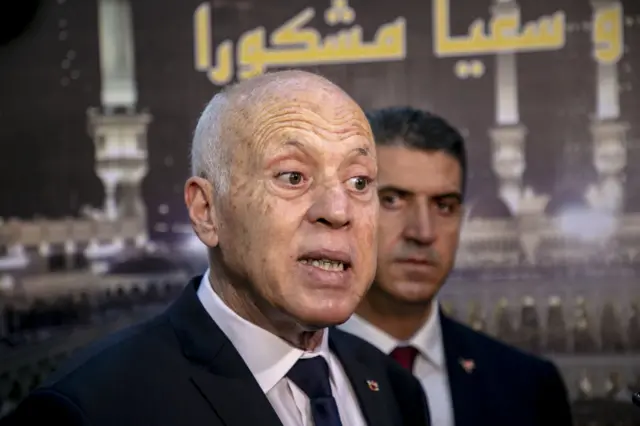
left=299, top=258, right=345, bottom=272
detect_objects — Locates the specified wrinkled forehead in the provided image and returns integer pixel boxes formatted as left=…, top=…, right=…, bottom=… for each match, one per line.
left=239, top=83, right=373, bottom=152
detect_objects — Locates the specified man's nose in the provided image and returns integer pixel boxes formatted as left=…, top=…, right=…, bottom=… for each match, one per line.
left=306, top=184, right=351, bottom=229
left=403, top=203, right=436, bottom=245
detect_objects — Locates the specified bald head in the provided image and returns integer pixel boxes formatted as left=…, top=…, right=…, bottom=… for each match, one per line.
left=190, top=70, right=363, bottom=197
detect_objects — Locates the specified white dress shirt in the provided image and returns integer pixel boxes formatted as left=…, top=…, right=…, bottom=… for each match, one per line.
left=339, top=302, right=455, bottom=426
left=197, top=272, right=367, bottom=426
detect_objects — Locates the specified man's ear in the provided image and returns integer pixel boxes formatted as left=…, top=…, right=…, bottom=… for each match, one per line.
left=184, top=176, right=220, bottom=247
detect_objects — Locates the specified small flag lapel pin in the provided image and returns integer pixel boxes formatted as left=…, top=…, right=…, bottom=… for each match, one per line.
left=459, top=358, right=475, bottom=373
left=366, top=380, right=380, bottom=391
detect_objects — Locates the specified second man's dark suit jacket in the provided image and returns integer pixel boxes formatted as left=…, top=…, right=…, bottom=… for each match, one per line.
left=2, top=277, right=431, bottom=426
left=437, top=312, right=573, bottom=426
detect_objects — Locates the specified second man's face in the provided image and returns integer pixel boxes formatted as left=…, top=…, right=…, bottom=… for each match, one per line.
left=373, top=146, right=464, bottom=305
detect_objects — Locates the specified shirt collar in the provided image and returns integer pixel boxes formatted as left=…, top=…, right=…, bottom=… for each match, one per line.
left=197, top=271, right=331, bottom=393
left=339, top=301, right=445, bottom=368
left=410, top=301, right=445, bottom=368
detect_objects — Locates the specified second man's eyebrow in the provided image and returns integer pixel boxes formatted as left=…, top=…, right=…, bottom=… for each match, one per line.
left=377, top=187, right=463, bottom=201
left=433, top=192, right=463, bottom=203
left=378, top=185, right=412, bottom=196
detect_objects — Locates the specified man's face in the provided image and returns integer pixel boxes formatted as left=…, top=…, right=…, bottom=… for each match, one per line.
left=216, top=87, right=378, bottom=328
left=373, top=146, right=463, bottom=305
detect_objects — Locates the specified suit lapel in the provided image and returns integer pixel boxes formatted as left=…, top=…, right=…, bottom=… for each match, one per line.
left=440, top=312, right=488, bottom=426
left=168, top=277, right=283, bottom=426
left=329, top=329, right=397, bottom=426
left=188, top=348, right=284, bottom=426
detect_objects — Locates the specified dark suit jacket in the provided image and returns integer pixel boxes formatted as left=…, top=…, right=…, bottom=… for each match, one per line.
left=439, top=312, right=573, bottom=426
left=2, top=277, right=430, bottom=426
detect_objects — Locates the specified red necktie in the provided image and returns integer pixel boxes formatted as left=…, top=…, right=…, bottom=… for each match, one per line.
left=390, top=346, right=419, bottom=372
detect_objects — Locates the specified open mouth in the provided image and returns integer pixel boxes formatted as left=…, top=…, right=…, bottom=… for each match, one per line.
left=298, top=258, right=349, bottom=272
left=298, top=250, right=352, bottom=273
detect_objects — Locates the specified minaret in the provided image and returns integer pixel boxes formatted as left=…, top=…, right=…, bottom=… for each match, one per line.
left=487, top=0, right=549, bottom=263
left=97, top=0, right=136, bottom=107
left=488, top=0, right=527, bottom=215
left=88, top=0, right=152, bottom=231
left=88, top=108, right=151, bottom=220
left=587, top=0, right=629, bottom=213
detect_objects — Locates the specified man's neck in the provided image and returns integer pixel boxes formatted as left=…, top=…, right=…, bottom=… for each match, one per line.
left=207, top=269, right=324, bottom=351
left=355, top=290, right=434, bottom=342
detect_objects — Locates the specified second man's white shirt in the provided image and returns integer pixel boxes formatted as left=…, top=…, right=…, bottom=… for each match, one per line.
left=339, top=303, right=455, bottom=426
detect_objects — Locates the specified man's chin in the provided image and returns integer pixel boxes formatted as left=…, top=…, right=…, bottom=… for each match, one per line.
left=294, top=306, right=354, bottom=329
left=388, top=281, right=438, bottom=305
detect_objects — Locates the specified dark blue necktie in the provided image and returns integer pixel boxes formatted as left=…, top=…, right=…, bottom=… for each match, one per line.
left=287, top=357, right=344, bottom=426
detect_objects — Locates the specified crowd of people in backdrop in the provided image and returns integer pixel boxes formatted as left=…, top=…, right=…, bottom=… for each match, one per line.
left=3, top=279, right=639, bottom=354
left=1, top=283, right=182, bottom=346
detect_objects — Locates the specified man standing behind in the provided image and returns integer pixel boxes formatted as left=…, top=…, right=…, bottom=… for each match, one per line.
left=340, top=106, right=572, bottom=426
left=3, top=75, right=429, bottom=426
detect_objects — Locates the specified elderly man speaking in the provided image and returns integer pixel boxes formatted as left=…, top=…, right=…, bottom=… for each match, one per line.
left=3, top=71, right=430, bottom=426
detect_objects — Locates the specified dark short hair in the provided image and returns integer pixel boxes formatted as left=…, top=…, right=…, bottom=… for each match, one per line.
left=365, top=106, right=467, bottom=197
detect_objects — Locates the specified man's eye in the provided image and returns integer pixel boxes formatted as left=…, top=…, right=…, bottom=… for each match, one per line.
left=347, top=176, right=371, bottom=192
left=438, top=202, right=451, bottom=212
left=436, top=201, right=458, bottom=215
left=276, top=172, right=305, bottom=186
left=380, top=193, right=401, bottom=208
